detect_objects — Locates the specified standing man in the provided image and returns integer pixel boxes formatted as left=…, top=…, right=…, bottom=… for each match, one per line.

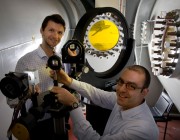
left=8, top=14, right=67, bottom=140
left=51, top=65, right=159, bottom=140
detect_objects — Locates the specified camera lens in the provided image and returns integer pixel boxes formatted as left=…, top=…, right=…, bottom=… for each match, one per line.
left=47, top=55, right=62, bottom=70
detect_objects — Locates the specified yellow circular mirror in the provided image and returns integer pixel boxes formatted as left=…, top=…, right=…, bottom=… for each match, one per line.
left=88, top=20, right=119, bottom=51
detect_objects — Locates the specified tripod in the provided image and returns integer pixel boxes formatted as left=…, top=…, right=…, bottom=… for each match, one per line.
left=49, top=77, right=69, bottom=140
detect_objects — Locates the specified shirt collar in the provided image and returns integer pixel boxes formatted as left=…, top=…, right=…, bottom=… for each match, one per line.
left=120, top=100, right=147, bottom=120
left=37, top=45, right=47, bottom=58
left=37, top=45, right=59, bottom=58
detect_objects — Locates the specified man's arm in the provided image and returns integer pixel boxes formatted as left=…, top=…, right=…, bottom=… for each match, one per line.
left=50, top=69, right=116, bottom=109
left=69, top=79, right=116, bottom=110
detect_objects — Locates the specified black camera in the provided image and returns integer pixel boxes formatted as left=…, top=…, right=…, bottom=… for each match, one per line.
left=0, top=71, right=69, bottom=140
left=0, top=72, right=29, bottom=99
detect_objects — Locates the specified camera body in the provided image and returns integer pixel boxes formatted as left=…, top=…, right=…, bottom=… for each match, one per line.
left=0, top=72, right=29, bottom=99
left=0, top=70, right=39, bottom=100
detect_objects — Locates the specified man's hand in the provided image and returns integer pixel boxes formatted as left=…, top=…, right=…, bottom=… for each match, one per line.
left=7, top=84, right=41, bottom=108
left=50, top=87, right=78, bottom=107
left=28, top=84, right=41, bottom=97
left=68, top=48, right=77, bottom=56
left=7, top=98, right=19, bottom=108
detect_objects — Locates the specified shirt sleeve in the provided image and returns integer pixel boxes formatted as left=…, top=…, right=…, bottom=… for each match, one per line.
left=69, top=79, right=116, bottom=110
left=70, top=107, right=158, bottom=140
left=15, top=56, right=27, bottom=72
left=70, top=108, right=101, bottom=140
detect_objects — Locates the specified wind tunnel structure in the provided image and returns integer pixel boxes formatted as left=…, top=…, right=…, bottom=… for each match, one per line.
left=1, top=0, right=180, bottom=140
left=73, top=7, right=135, bottom=79
left=134, top=0, right=180, bottom=111
left=140, top=9, right=180, bottom=78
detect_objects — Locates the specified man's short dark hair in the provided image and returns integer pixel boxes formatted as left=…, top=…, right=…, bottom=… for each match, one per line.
left=41, top=14, right=66, bottom=31
left=125, top=65, right=151, bottom=89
